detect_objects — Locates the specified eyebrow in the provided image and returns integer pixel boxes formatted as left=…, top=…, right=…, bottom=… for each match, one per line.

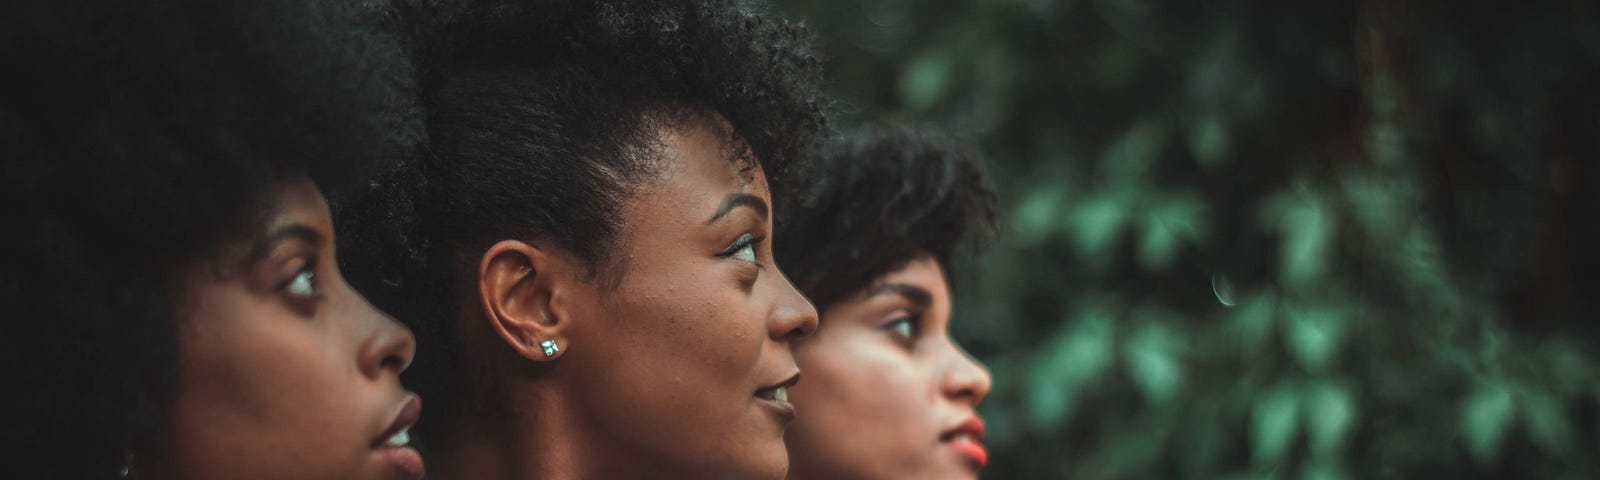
left=864, top=282, right=934, bottom=308
left=248, top=224, right=323, bottom=262
left=704, top=192, right=770, bottom=225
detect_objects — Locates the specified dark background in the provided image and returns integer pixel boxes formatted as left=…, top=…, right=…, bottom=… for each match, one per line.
left=778, top=1, right=1600, bottom=478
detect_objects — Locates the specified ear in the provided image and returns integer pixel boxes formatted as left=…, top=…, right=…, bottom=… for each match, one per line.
left=478, top=239, right=572, bottom=361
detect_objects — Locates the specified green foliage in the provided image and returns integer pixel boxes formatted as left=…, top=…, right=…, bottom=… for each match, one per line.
left=781, top=0, right=1600, bottom=478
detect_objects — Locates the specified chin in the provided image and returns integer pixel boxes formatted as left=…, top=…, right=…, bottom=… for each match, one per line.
left=724, top=444, right=790, bottom=480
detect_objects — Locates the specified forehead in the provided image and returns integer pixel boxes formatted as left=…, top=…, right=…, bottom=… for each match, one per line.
left=643, top=113, right=770, bottom=205
left=267, top=177, right=333, bottom=230
left=869, top=255, right=950, bottom=302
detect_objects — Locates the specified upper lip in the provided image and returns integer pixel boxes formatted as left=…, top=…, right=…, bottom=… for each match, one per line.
left=940, top=415, right=985, bottom=444
left=754, top=371, right=800, bottom=398
left=373, top=394, right=421, bottom=448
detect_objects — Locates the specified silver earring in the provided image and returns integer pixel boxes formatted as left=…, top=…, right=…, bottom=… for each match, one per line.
left=540, top=339, right=560, bottom=357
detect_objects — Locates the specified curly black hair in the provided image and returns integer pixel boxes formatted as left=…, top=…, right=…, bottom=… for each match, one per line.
left=0, top=0, right=422, bottom=477
left=336, top=0, right=828, bottom=435
left=774, top=125, right=999, bottom=311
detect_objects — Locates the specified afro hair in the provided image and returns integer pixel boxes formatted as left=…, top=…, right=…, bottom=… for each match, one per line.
left=0, top=0, right=423, bottom=476
left=335, top=0, right=829, bottom=436
left=775, top=125, right=999, bottom=311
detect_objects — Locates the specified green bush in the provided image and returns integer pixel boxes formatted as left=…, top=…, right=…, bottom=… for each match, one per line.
left=781, top=1, right=1600, bottom=478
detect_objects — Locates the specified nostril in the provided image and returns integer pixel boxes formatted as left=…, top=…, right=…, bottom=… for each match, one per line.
left=785, top=323, right=811, bottom=341
left=380, top=352, right=407, bottom=372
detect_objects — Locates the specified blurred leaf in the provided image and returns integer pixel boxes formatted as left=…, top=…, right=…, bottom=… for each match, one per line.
left=1026, top=306, right=1117, bottom=429
left=899, top=49, right=953, bottom=110
left=1283, top=304, right=1348, bottom=372
left=1340, top=172, right=1409, bottom=242
left=1024, top=360, right=1072, bottom=430
left=1124, top=319, right=1185, bottom=404
left=1186, top=112, right=1233, bottom=169
left=1275, top=190, right=1332, bottom=286
left=1230, top=290, right=1278, bottom=355
left=1138, top=194, right=1209, bottom=271
left=1186, top=30, right=1245, bottom=106
left=1101, top=116, right=1170, bottom=183
left=1461, top=384, right=1516, bottom=465
left=1521, top=391, right=1572, bottom=455
left=1069, top=192, right=1131, bottom=257
left=1252, top=382, right=1302, bottom=466
left=1137, top=213, right=1180, bottom=271
left=1301, top=460, right=1347, bottom=480
left=1011, top=183, right=1067, bottom=244
left=1304, top=380, right=1356, bottom=458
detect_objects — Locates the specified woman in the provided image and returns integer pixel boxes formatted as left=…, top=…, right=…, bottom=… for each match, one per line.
left=337, top=1, right=827, bottom=478
left=1, top=1, right=426, bottom=478
left=775, top=127, right=998, bottom=480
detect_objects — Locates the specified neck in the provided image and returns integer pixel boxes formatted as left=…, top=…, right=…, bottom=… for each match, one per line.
left=431, top=378, right=689, bottom=480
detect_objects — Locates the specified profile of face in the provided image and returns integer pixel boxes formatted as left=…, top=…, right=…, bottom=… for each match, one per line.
left=477, top=113, right=818, bottom=479
left=150, top=177, right=424, bottom=480
left=784, top=255, right=993, bottom=480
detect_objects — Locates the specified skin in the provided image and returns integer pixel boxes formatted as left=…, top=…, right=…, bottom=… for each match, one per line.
left=439, top=111, right=819, bottom=480
left=785, top=255, right=994, bottom=480
left=145, top=177, right=423, bottom=480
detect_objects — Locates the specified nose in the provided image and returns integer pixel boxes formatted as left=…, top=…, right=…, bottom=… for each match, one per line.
left=941, top=340, right=992, bottom=407
left=766, top=267, right=819, bottom=342
left=355, top=289, right=417, bottom=379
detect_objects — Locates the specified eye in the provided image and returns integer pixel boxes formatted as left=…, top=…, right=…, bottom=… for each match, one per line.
left=718, top=233, right=762, bottom=265
left=884, top=312, right=920, bottom=341
left=732, top=243, right=757, bottom=264
left=284, top=270, right=316, bottom=299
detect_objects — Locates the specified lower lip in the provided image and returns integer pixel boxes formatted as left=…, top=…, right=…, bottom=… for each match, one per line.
left=379, top=445, right=425, bottom=480
left=755, top=396, right=796, bottom=424
left=945, top=438, right=988, bottom=469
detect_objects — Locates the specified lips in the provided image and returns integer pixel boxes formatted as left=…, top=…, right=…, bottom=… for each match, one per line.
left=754, top=372, right=800, bottom=421
left=374, top=395, right=421, bottom=447
left=941, top=415, right=987, bottom=469
left=374, top=395, right=425, bottom=479
left=754, top=372, right=798, bottom=402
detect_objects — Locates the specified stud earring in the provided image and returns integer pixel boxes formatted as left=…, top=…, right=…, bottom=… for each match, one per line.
left=540, top=339, right=560, bottom=358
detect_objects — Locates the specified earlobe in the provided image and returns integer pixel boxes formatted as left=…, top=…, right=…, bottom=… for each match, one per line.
left=478, top=239, right=569, bottom=362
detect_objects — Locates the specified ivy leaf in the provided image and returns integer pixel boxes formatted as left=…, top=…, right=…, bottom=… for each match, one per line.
left=1069, top=193, right=1130, bottom=257
left=1100, top=116, right=1169, bottom=183
left=1304, top=380, right=1356, bottom=458
left=1252, top=382, right=1301, bottom=466
left=1124, top=320, right=1184, bottom=404
left=1520, top=391, right=1571, bottom=455
left=1461, top=384, right=1515, bottom=465
left=1283, top=305, right=1348, bottom=372
left=1025, top=308, right=1116, bottom=430
left=1186, top=112, right=1232, bottom=169
left=1278, top=192, right=1331, bottom=286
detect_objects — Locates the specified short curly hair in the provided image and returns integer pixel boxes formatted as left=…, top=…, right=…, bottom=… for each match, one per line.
left=0, top=0, right=421, bottom=477
left=775, top=126, right=999, bottom=310
left=336, top=0, right=828, bottom=434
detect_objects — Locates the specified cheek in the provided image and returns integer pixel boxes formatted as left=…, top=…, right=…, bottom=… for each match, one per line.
left=791, top=332, right=936, bottom=469
left=603, top=274, right=762, bottom=381
left=163, top=295, right=366, bottom=477
left=577, top=270, right=770, bottom=454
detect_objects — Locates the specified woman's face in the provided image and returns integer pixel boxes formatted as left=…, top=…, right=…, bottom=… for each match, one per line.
left=154, top=177, right=423, bottom=480
left=784, top=255, right=993, bottom=480
left=557, top=118, right=819, bottom=479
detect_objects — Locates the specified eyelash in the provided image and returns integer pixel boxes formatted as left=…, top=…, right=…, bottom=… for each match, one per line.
left=717, top=233, right=766, bottom=267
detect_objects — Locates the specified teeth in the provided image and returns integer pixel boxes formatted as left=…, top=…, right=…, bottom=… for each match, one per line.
left=772, top=386, right=787, bottom=403
left=384, top=426, right=410, bottom=447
